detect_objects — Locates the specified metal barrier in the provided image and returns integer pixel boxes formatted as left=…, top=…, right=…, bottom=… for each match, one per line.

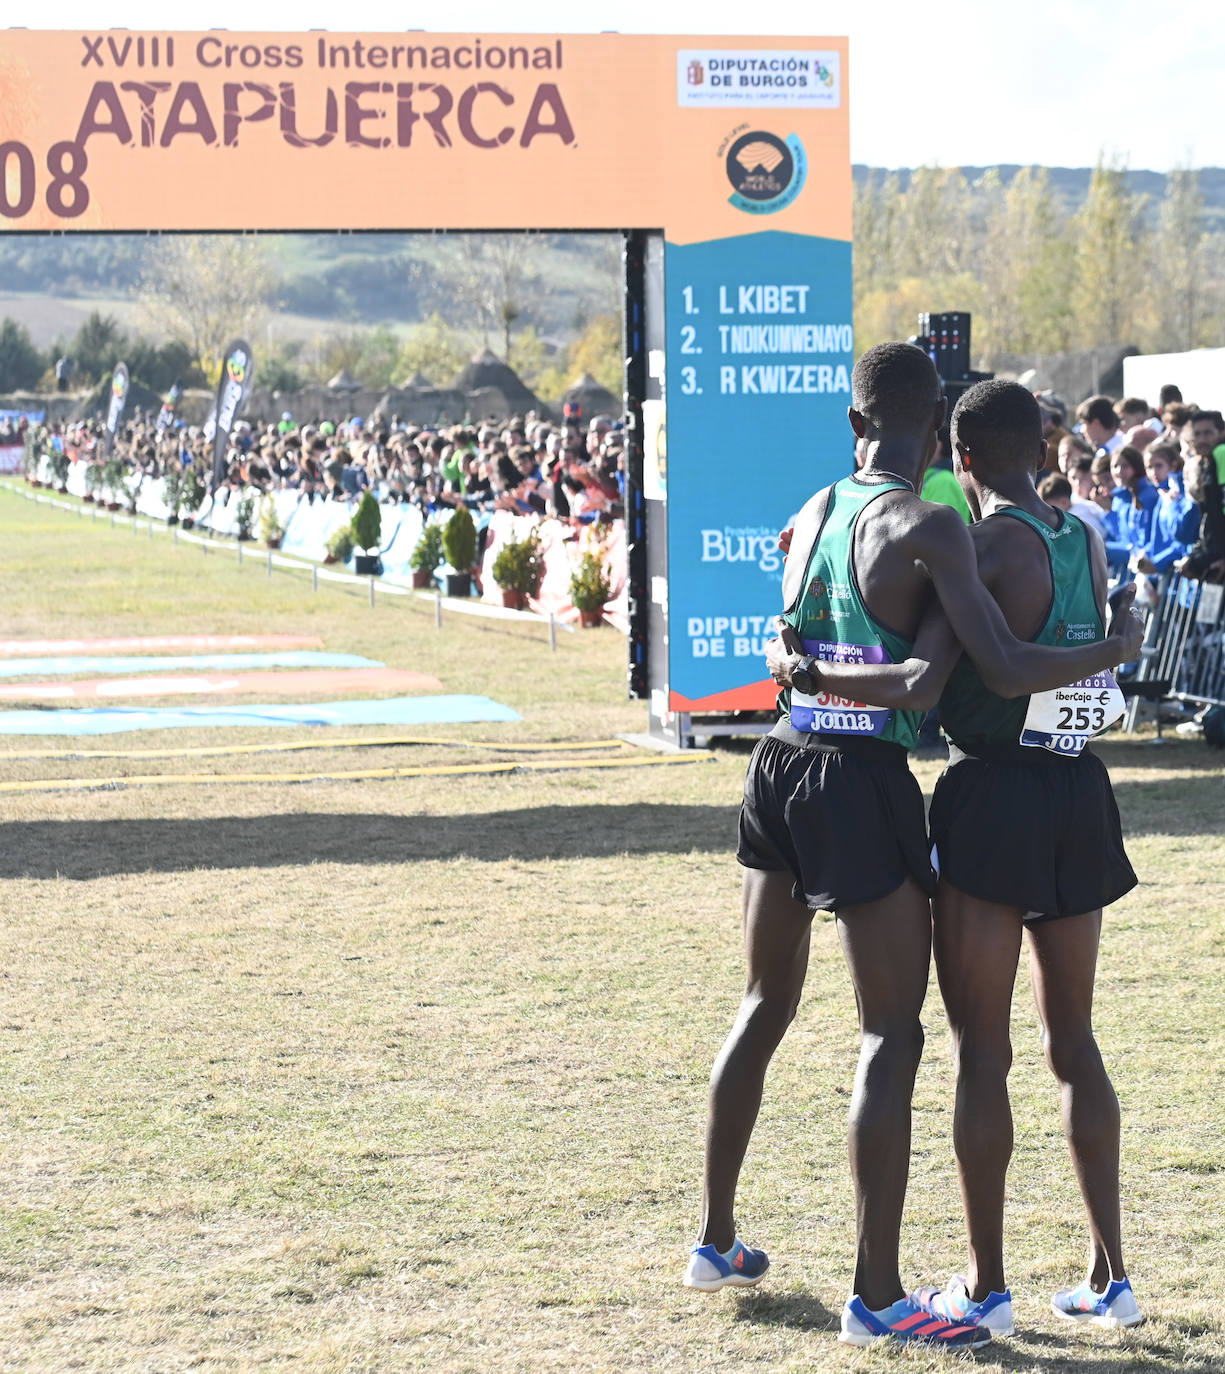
left=1172, top=578, right=1225, bottom=707
left=1124, top=575, right=1225, bottom=729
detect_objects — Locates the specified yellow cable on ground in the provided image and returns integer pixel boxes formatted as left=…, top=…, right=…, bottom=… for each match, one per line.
left=0, top=752, right=711, bottom=793
left=0, top=736, right=628, bottom=762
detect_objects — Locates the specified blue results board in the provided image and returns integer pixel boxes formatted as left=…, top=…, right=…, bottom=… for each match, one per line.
left=662, top=229, right=853, bottom=715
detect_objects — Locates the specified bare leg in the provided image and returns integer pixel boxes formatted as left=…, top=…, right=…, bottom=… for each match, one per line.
left=1028, top=910, right=1126, bottom=1288
left=698, top=867, right=813, bottom=1252
left=933, top=879, right=1023, bottom=1301
left=835, top=877, right=931, bottom=1311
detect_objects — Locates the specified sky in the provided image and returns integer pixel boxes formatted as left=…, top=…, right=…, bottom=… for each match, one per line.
left=27, top=0, right=1225, bottom=172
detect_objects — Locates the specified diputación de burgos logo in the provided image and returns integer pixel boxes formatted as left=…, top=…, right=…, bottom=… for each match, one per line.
left=677, top=49, right=840, bottom=108
left=722, top=129, right=807, bottom=216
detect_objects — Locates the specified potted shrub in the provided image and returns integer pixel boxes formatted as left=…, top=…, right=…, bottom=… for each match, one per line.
left=235, top=490, right=257, bottom=541
left=409, top=521, right=444, bottom=588
left=47, top=448, right=71, bottom=493
left=491, top=527, right=544, bottom=610
left=324, top=523, right=355, bottom=566
left=83, top=461, right=103, bottom=503
left=162, top=463, right=183, bottom=525
left=260, top=495, right=285, bottom=549
left=569, top=549, right=610, bottom=628
left=102, top=456, right=125, bottom=510
left=440, top=505, right=477, bottom=598
left=351, top=490, right=382, bottom=576
left=180, top=465, right=206, bottom=529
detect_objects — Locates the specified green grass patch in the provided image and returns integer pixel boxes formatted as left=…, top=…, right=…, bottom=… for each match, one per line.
left=0, top=482, right=1223, bottom=1371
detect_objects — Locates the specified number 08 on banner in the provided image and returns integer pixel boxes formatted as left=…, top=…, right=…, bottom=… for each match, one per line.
left=1, top=142, right=90, bottom=219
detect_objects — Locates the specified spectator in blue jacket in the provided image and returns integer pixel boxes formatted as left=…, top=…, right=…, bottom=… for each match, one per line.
left=1133, top=443, right=1201, bottom=575
left=1105, top=445, right=1158, bottom=575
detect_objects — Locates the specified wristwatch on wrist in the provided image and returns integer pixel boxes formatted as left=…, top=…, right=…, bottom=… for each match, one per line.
left=790, top=654, right=820, bottom=696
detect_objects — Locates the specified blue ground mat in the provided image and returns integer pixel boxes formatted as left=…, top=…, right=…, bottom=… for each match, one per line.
left=0, top=696, right=521, bottom=735
left=0, top=651, right=382, bottom=677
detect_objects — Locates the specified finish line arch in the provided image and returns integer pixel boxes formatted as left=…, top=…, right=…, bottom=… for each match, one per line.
left=0, top=29, right=852, bottom=746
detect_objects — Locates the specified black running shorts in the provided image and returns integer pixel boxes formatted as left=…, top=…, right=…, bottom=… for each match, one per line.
left=737, top=723, right=935, bottom=912
left=928, top=742, right=1137, bottom=920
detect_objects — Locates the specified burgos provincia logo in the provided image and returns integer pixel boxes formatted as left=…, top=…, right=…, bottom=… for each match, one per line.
left=677, top=49, right=840, bottom=109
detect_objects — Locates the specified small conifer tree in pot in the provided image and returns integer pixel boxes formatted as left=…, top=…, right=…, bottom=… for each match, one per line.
left=351, top=490, right=383, bottom=576
left=440, top=505, right=477, bottom=597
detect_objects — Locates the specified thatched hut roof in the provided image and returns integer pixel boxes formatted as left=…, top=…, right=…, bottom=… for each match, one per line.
left=326, top=368, right=363, bottom=392
left=562, top=371, right=619, bottom=422
left=453, top=349, right=540, bottom=412
left=371, top=387, right=467, bottom=426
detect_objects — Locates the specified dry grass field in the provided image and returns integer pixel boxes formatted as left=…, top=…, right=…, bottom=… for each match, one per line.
left=1, top=481, right=1223, bottom=1372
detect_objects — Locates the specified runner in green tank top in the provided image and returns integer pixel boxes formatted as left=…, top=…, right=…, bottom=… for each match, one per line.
left=938, top=504, right=1119, bottom=754
left=782, top=474, right=925, bottom=749
left=691, top=347, right=1143, bottom=1351
left=772, top=382, right=1144, bottom=1336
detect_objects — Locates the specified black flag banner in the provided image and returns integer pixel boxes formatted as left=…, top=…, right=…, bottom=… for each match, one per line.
left=104, top=362, right=129, bottom=456
left=210, top=340, right=255, bottom=486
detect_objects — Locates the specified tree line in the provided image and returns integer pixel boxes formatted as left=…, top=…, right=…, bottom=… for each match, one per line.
left=6, top=164, right=1218, bottom=400
left=0, top=232, right=623, bottom=403
left=856, top=159, right=1224, bottom=360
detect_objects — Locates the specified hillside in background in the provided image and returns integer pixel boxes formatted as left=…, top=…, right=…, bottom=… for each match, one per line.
left=4, top=165, right=1223, bottom=350
left=0, top=232, right=620, bottom=350
left=3, top=163, right=1223, bottom=398
left=852, top=165, right=1225, bottom=231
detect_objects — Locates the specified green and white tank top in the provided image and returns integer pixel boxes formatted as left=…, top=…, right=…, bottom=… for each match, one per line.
left=938, top=507, right=1124, bottom=755
left=782, top=475, right=923, bottom=749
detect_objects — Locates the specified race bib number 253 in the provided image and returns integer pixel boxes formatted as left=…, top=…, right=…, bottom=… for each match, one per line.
left=1020, top=671, right=1125, bottom=755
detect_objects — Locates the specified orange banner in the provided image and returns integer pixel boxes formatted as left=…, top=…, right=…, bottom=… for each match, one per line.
left=0, top=31, right=849, bottom=244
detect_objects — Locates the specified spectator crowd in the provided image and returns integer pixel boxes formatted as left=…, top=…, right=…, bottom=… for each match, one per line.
left=17, top=378, right=1225, bottom=592
left=922, top=383, right=1225, bottom=589
left=22, top=405, right=628, bottom=533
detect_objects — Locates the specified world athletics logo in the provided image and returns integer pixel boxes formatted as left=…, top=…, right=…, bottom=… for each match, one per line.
left=724, top=130, right=807, bottom=216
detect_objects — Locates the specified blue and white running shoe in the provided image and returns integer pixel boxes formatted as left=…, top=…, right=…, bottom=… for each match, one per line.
left=839, top=1294, right=991, bottom=1348
left=1051, top=1276, right=1144, bottom=1328
left=683, top=1237, right=769, bottom=1291
left=912, top=1274, right=1014, bottom=1336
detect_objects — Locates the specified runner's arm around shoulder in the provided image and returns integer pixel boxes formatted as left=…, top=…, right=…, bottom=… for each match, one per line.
left=767, top=601, right=961, bottom=711
left=915, top=504, right=1143, bottom=698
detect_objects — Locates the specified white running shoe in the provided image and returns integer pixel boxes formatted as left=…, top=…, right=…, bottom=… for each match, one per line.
left=839, top=1294, right=991, bottom=1349
left=1051, top=1276, right=1144, bottom=1328
left=682, top=1237, right=769, bottom=1291
left=912, top=1274, right=1014, bottom=1336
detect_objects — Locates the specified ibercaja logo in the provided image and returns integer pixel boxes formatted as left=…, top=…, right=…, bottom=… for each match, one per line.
left=722, top=129, right=807, bottom=215
left=111, top=371, right=126, bottom=397
left=226, top=350, right=248, bottom=385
